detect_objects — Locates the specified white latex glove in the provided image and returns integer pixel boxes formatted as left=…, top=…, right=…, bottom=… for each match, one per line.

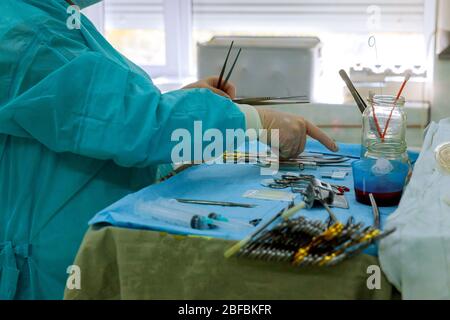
left=256, top=107, right=339, bottom=159
left=183, top=76, right=236, bottom=99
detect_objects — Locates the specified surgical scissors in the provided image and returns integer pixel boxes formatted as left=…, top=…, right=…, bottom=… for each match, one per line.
left=261, top=174, right=315, bottom=190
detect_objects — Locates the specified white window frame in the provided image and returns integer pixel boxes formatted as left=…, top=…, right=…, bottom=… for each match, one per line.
left=424, top=0, right=438, bottom=82
left=82, top=2, right=105, bottom=33
left=160, top=0, right=192, bottom=78
left=84, top=0, right=192, bottom=79
left=85, top=1, right=438, bottom=81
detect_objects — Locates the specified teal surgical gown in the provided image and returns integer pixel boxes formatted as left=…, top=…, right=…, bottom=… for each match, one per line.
left=0, top=0, right=245, bottom=299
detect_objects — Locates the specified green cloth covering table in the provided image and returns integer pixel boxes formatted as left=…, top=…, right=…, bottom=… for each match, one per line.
left=64, top=226, right=393, bottom=300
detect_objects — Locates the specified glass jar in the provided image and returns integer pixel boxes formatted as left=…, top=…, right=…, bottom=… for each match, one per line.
left=352, top=95, right=411, bottom=206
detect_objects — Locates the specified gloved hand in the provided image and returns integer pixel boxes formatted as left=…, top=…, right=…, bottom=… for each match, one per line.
left=183, top=76, right=236, bottom=99
left=256, top=107, right=339, bottom=159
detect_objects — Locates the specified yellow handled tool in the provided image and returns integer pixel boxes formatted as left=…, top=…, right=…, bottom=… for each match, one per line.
left=224, top=202, right=307, bottom=259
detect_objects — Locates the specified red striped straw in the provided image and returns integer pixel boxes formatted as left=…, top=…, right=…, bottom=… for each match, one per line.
left=381, top=73, right=411, bottom=140
left=371, top=101, right=383, bottom=139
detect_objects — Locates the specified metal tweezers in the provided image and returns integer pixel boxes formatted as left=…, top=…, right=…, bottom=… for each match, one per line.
left=283, top=155, right=350, bottom=165
left=232, top=95, right=310, bottom=105
left=217, top=41, right=242, bottom=91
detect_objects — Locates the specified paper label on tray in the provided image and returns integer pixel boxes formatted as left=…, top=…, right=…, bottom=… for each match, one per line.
left=243, top=189, right=296, bottom=202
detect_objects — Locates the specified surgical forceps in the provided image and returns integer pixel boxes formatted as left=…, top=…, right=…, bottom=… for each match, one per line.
left=264, top=174, right=337, bottom=193
left=232, top=95, right=310, bottom=105
left=262, top=174, right=314, bottom=190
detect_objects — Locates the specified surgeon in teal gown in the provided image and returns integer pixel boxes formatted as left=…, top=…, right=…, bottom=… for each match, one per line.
left=0, top=0, right=337, bottom=299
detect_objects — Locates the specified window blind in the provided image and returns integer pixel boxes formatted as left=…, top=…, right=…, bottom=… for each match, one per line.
left=192, top=0, right=426, bottom=33
left=105, top=0, right=164, bottom=29
left=105, top=0, right=425, bottom=33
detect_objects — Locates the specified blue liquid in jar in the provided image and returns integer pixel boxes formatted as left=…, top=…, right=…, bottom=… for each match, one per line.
left=352, top=159, right=409, bottom=207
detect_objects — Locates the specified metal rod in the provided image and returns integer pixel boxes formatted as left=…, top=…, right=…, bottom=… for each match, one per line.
left=339, top=69, right=367, bottom=113
left=369, top=193, right=380, bottom=229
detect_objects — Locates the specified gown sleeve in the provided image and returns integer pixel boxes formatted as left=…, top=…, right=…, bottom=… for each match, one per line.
left=0, top=50, right=246, bottom=167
